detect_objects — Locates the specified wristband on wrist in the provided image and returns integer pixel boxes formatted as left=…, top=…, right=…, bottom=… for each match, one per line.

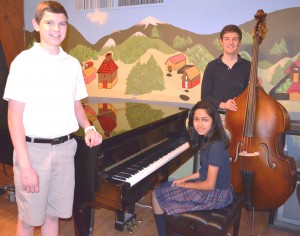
left=84, top=126, right=96, bottom=134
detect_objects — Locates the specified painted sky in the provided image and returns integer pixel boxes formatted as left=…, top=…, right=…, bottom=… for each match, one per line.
left=24, top=0, right=300, bottom=44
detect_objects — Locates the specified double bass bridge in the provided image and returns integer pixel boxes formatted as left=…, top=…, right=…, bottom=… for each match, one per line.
left=239, top=151, right=260, bottom=157
left=231, top=141, right=275, bottom=169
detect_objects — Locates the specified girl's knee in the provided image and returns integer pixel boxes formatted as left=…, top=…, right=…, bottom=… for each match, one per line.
left=152, top=191, right=156, bottom=200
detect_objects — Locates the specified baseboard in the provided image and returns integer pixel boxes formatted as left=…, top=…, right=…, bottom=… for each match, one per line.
left=269, top=180, right=300, bottom=234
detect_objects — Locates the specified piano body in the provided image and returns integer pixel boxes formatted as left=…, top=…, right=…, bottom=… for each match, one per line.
left=73, top=101, right=194, bottom=235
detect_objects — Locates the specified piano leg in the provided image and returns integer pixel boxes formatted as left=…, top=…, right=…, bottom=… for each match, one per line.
left=115, top=204, right=136, bottom=232
left=73, top=138, right=98, bottom=236
left=73, top=202, right=93, bottom=236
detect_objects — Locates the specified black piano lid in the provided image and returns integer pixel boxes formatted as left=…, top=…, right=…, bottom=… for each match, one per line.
left=75, top=101, right=190, bottom=149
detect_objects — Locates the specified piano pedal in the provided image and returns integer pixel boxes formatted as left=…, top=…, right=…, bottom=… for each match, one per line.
left=124, top=224, right=133, bottom=234
left=133, top=218, right=142, bottom=224
left=125, top=218, right=142, bottom=233
left=128, top=221, right=138, bottom=228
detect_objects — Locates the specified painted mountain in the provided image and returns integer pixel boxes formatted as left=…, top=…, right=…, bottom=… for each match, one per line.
left=24, top=7, right=300, bottom=103
left=25, top=8, right=300, bottom=62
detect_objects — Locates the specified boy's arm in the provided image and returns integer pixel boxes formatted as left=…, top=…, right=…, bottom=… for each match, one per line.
left=74, top=100, right=102, bottom=147
left=8, top=100, right=39, bottom=193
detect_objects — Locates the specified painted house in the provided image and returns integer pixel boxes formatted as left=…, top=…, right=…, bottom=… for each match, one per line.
left=97, top=103, right=117, bottom=137
left=82, top=61, right=97, bottom=84
left=83, top=104, right=97, bottom=124
left=285, top=61, right=300, bottom=100
left=165, top=53, right=186, bottom=72
left=180, top=65, right=201, bottom=89
left=97, top=53, right=118, bottom=89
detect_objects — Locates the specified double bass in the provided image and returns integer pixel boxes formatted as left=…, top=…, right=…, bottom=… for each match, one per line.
left=226, top=10, right=297, bottom=211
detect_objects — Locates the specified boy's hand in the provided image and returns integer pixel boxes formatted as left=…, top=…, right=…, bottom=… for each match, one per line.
left=84, top=129, right=102, bottom=148
left=20, top=166, right=39, bottom=193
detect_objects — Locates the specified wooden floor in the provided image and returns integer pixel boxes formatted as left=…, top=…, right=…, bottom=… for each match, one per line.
left=0, top=164, right=299, bottom=236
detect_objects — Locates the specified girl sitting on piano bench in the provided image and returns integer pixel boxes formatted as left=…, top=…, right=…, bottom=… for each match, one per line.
left=152, top=100, right=233, bottom=236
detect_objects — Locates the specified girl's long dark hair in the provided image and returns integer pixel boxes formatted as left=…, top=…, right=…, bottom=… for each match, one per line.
left=188, top=101, right=230, bottom=151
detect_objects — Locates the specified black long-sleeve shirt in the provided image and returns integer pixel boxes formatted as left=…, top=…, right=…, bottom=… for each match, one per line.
left=201, top=54, right=251, bottom=109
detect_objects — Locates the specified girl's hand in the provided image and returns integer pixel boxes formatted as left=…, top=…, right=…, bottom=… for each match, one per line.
left=172, top=179, right=185, bottom=187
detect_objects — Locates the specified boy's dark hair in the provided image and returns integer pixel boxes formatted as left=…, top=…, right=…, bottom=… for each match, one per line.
left=35, top=1, right=68, bottom=24
left=188, top=101, right=230, bottom=151
left=220, top=24, right=242, bottom=42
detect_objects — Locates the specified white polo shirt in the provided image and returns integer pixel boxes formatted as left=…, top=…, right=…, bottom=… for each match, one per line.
left=3, top=43, right=88, bottom=138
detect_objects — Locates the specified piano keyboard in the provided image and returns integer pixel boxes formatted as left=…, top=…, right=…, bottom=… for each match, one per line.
left=106, top=139, right=190, bottom=187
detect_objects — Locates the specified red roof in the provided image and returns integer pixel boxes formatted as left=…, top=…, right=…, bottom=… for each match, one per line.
left=84, top=105, right=97, bottom=116
left=284, top=61, right=300, bottom=74
left=85, top=61, right=93, bottom=68
left=286, top=82, right=300, bottom=93
left=165, top=53, right=186, bottom=65
left=97, top=53, right=118, bottom=74
left=97, top=113, right=117, bottom=137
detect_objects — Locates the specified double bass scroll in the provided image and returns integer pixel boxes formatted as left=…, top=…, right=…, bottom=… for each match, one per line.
left=225, top=9, right=297, bottom=211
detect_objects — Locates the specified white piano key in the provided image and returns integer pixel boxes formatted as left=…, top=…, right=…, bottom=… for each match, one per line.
left=125, top=141, right=190, bottom=186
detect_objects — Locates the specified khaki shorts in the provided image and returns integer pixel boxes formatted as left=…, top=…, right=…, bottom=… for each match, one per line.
left=13, top=138, right=77, bottom=226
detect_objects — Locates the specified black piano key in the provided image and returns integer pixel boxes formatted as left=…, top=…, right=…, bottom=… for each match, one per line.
left=116, top=172, right=132, bottom=178
left=112, top=176, right=126, bottom=181
left=106, top=138, right=183, bottom=182
left=122, top=169, right=137, bottom=175
left=127, top=167, right=139, bottom=172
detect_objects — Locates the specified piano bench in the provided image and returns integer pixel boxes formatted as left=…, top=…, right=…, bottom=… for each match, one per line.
left=165, top=194, right=244, bottom=236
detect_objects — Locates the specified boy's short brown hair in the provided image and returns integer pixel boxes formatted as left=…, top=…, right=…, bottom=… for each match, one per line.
left=35, top=1, right=68, bottom=24
left=220, top=25, right=242, bottom=42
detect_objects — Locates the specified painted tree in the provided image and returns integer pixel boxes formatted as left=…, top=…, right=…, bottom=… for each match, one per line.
left=151, top=27, right=160, bottom=38
left=270, top=39, right=288, bottom=55
left=69, top=44, right=98, bottom=62
left=271, top=64, right=285, bottom=85
left=125, top=56, right=164, bottom=95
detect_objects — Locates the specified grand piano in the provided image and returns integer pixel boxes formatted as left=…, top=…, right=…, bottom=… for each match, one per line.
left=73, top=101, right=195, bottom=235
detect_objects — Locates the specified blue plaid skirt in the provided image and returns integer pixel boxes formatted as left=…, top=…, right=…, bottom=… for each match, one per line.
left=154, top=180, right=233, bottom=215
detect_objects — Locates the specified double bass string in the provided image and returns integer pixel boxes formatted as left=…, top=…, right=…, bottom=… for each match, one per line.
left=240, top=30, right=260, bottom=174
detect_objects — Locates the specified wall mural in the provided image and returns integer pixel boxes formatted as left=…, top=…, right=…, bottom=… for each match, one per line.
left=24, top=1, right=300, bottom=119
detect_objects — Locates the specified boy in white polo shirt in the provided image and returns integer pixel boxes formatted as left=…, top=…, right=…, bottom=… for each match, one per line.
left=3, top=1, right=102, bottom=235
